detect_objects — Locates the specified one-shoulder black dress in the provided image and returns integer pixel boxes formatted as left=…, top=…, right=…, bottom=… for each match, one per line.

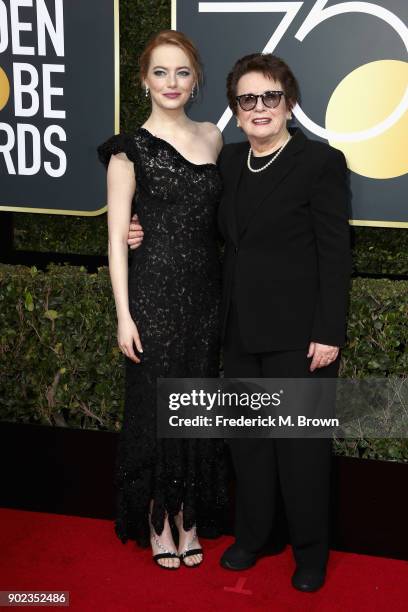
left=97, top=128, right=228, bottom=547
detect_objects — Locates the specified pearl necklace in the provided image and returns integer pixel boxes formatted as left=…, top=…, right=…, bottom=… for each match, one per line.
left=247, top=134, right=291, bottom=173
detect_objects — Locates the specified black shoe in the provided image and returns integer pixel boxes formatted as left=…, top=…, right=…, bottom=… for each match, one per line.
left=291, top=566, right=326, bottom=592
left=220, top=541, right=286, bottom=571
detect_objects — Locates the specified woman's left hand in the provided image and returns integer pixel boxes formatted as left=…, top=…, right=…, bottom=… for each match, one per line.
left=307, top=342, right=339, bottom=372
left=128, top=213, right=144, bottom=249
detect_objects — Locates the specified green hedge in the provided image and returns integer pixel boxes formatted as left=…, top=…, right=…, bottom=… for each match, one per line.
left=13, top=217, right=408, bottom=276
left=10, top=0, right=408, bottom=274
left=351, top=227, right=408, bottom=275
left=0, top=263, right=407, bottom=462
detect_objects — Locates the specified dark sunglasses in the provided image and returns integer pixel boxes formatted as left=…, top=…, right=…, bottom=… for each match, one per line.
left=236, top=90, right=285, bottom=111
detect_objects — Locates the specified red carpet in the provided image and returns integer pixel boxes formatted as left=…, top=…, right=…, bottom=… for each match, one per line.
left=1, top=508, right=407, bottom=611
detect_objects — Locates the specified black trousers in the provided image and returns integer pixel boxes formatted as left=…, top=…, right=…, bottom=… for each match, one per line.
left=223, top=299, right=340, bottom=570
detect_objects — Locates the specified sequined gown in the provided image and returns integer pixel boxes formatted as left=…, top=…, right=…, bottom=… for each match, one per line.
left=97, top=127, right=228, bottom=547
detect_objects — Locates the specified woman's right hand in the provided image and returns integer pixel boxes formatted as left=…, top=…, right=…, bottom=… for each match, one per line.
left=128, top=213, right=144, bottom=249
left=117, top=316, right=143, bottom=363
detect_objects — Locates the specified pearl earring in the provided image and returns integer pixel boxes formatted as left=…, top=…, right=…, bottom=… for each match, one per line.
left=145, top=86, right=149, bottom=97
left=191, top=86, right=195, bottom=99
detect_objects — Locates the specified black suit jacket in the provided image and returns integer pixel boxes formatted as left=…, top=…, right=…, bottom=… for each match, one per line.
left=217, top=126, right=352, bottom=353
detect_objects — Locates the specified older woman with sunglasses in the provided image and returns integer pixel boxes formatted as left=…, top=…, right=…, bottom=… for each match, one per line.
left=128, top=52, right=351, bottom=592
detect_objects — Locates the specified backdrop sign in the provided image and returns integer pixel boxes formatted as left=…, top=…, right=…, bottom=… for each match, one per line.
left=0, top=0, right=118, bottom=216
left=174, top=0, right=408, bottom=227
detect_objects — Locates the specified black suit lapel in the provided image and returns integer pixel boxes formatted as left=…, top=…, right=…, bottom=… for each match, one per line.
left=238, top=127, right=306, bottom=239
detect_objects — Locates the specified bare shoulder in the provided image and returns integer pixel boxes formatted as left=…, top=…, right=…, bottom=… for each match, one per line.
left=197, top=121, right=222, bottom=139
left=196, top=121, right=223, bottom=152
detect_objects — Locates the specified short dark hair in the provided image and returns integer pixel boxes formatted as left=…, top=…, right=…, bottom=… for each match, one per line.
left=226, top=53, right=300, bottom=114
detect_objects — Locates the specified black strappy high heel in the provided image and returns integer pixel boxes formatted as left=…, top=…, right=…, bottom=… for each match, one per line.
left=149, top=514, right=180, bottom=570
left=178, top=526, right=203, bottom=568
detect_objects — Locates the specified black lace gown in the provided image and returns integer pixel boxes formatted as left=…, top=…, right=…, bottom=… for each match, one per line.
left=97, top=128, right=228, bottom=547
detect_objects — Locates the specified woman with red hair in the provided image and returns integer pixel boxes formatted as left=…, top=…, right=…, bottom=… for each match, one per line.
left=97, top=30, right=228, bottom=570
